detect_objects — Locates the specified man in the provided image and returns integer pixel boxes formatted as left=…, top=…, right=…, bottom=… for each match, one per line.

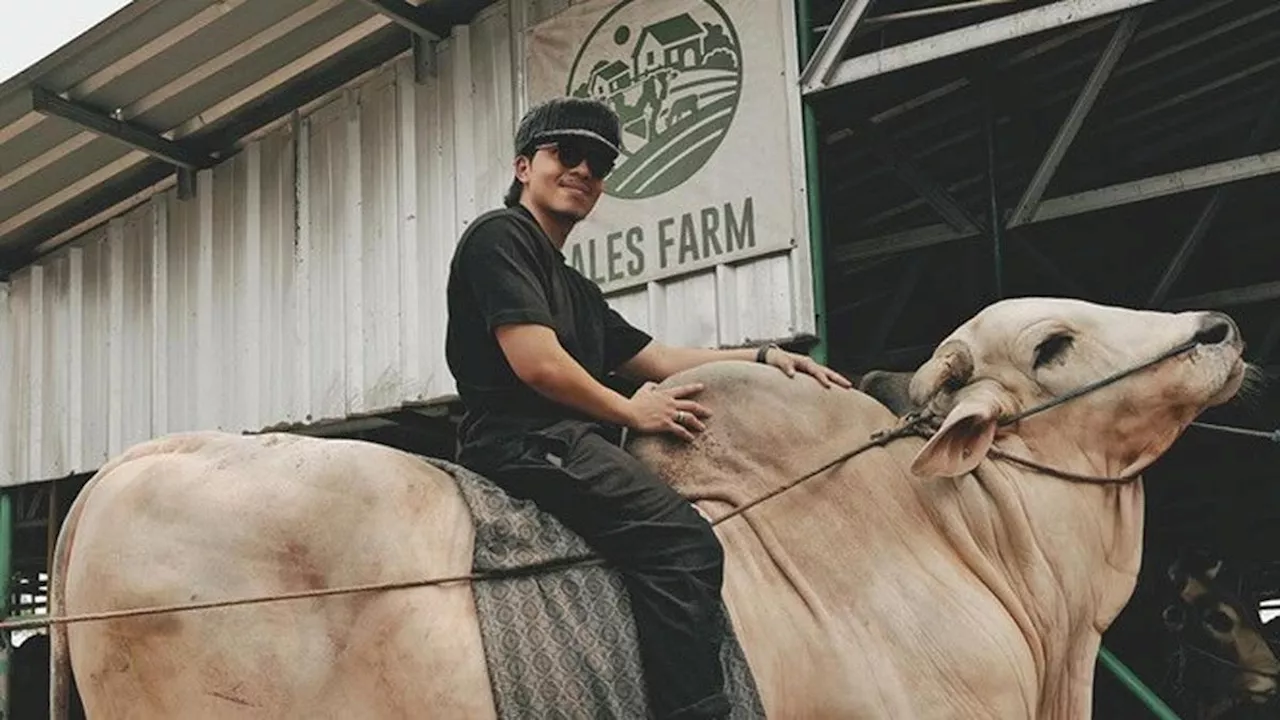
left=445, top=97, right=851, bottom=719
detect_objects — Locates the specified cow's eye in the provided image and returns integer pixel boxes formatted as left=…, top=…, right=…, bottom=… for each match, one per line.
left=1033, top=333, right=1073, bottom=369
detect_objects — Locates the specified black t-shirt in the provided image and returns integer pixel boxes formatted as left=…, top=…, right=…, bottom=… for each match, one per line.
left=445, top=204, right=653, bottom=459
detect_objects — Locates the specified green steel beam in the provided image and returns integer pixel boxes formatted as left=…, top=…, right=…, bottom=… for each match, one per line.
left=1098, top=646, right=1182, bottom=720
left=796, top=0, right=829, bottom=364
left=0, top=492, right=10, bottom=719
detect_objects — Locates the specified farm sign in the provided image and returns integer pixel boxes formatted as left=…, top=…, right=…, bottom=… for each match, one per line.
left=525, top=0, right=807, bottom=293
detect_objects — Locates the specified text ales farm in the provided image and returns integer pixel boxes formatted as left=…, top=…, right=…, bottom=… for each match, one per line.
left=569, top=196, right=756, bottom=284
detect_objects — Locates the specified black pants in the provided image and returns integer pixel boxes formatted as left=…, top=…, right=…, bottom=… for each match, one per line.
left=465, top=420, right=731, bottom=720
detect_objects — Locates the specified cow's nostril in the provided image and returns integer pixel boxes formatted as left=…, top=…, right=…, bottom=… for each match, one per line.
left=1194, top=320, right=1233, bottom=346
left=1192, top=311, right=1240, bottom=346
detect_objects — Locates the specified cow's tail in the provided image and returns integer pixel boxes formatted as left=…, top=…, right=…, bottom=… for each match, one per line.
left=48, top=470, right=103, bottom=720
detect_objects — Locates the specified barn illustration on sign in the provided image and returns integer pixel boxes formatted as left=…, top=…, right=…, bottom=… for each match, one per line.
left=568, top=2, right=744, bottom=200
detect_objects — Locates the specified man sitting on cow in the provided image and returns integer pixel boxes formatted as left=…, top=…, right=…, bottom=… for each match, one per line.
left=443, top=97, right=851, bottom=718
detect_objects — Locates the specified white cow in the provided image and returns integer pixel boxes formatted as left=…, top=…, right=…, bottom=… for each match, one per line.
left=50, top=298, right=1249, bottom=718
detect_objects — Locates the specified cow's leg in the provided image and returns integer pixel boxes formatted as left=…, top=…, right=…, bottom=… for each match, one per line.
left=49, top=467, right=108, bottom=720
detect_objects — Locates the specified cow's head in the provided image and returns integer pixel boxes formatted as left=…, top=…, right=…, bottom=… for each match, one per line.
left=1161, top=553, right=1280, bottom=714
left=901, top=298, right=1247, bottom=478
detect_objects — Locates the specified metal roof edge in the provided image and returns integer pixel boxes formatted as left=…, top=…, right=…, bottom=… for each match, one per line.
left=0, top=22, right=414, bottom=278
left=0, top=0, right=167, bottom=100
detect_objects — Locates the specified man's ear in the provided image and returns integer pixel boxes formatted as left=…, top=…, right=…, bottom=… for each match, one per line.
left=909, top=384, right=1006, bottom=478
left=514, top=155, right=532, bottom=182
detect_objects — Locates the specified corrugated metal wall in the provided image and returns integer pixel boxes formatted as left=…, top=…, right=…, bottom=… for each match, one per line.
left=0, top=0, right=813, bottom=486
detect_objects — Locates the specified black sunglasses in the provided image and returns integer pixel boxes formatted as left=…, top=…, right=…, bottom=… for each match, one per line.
left=535, top=139, right=616, bottom=179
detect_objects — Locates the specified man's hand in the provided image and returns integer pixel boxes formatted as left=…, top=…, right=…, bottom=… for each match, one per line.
left=762, top=347, right=853, bottom=389
left=625, top=382, right=712, bottom=442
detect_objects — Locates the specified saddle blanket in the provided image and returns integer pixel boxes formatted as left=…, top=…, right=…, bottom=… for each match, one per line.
left=424, top=457, right=767, bottom=720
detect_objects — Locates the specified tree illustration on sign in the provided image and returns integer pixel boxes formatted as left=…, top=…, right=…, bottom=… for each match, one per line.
left=568, top=0, right=743, bottom=200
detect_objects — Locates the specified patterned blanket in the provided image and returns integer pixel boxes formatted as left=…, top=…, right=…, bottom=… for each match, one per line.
left=423, top=457, right=766, bottom=720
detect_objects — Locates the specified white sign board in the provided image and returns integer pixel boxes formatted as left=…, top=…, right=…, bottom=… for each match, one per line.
left=525, top=0, right=808, bottom=293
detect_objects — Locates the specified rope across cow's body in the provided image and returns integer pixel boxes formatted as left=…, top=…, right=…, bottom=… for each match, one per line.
left=1, top=336, right=1270, bottom=633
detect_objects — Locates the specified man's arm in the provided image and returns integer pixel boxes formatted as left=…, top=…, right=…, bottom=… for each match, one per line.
left=496, top=323, right=636, bottom=425
left=496, top=323, right=711, bottom=441
left=619, top=340, right=853, bottom=389
left=618, top=342, right=758, bottom=381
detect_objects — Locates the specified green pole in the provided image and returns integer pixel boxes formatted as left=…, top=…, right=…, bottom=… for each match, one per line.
left=0, top=492, right=11, bottom=720
left=795, top=0, right=828, bottom=365
left=1098, top=646, right=1182, bottom=720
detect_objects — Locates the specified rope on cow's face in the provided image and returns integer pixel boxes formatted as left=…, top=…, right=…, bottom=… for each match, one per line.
left=0, top=338, right=1251, bottom=632
left=899, top=337, right=1278, bottom=485
left=875, top=339, right=1206, bottom=487
left=995, top=339, right=1200, bottom=428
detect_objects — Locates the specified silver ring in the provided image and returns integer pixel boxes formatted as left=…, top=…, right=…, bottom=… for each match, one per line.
left=676, top=411, right=686, bottom=423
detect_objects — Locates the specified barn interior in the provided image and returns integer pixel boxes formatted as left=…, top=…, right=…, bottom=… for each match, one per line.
left=800, top=0, right=1280, bottom=715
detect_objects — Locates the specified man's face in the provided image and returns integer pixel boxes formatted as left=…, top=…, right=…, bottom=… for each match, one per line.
left=515, top=137, right=616, bottom=221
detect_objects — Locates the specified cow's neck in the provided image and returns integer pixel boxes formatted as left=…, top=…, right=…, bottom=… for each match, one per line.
left=949, top=447, right=1145, bottom=717
left=633, top=365, right=1146, bottom=717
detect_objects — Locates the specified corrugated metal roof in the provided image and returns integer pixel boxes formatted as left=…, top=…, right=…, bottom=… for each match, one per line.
left=0, top=0, right=497, bottom=275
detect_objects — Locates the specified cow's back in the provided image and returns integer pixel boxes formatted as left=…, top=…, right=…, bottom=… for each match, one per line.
left=56, top=431, right=496, bottom=719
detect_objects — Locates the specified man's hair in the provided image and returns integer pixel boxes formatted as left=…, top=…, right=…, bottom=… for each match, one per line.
left=503, top=176, right=524, bottom=208
left=502, top=96, right=621, bottom=208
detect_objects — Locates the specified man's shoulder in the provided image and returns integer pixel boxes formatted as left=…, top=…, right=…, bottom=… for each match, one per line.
left=454, top=207, right=549, bottom=267
left=460, top=207, right=541, bottom=246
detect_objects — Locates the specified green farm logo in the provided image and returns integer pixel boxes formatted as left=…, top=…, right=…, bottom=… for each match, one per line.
left=567, top=0, right=743, bottom=200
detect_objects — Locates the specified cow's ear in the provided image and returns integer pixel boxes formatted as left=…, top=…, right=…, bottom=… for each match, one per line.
left=909, top=384, right=1004, bottom=478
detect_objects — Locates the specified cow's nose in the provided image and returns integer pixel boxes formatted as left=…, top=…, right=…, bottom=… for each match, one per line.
left=1193, top=311, right=1240, bottom=346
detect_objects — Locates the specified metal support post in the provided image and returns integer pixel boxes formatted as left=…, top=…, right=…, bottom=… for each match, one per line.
left=797, top=0, right=829, bottom=364
left=0, top=492, right=10, bottom=719
left=412, top=34, right=438, bottom=83
left=177, top=167, right=197, bottom=202
left=1098, top=646, right=1182, bottom=719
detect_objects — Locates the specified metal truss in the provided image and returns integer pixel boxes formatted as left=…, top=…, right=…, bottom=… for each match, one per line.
left=1146, top=93, right=1280, bottom=307
left=839, top=148, right=1280, bottom=268
left=802, top=0, right=1160, bottom=97
left=1005, top=9, right=1145, bottom=228
left=809, top=0, right=1280, bottom=368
